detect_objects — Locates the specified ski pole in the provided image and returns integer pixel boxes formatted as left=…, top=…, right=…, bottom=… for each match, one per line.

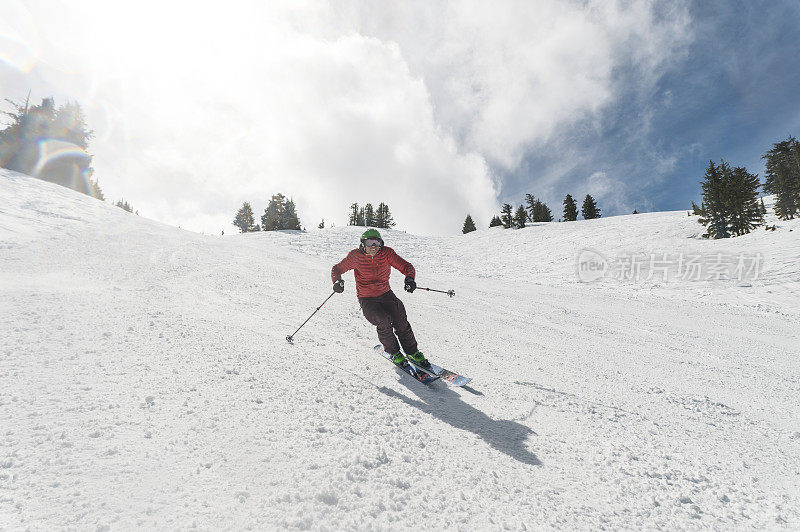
left=416, top=286, right=455, bottom=298
left=286, top=291, right=336, bottom=343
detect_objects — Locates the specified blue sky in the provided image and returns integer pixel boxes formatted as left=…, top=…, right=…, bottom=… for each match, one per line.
left=500, top=0, right=800, bottom=217
left=1, top=1, right=799, bottom=233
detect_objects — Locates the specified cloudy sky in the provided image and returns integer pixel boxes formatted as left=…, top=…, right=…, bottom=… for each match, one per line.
left=2, top=0, right=799, bottom=235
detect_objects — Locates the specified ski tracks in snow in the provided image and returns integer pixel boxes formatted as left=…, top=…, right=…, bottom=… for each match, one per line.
left=2, top=172, right=799, bottom=529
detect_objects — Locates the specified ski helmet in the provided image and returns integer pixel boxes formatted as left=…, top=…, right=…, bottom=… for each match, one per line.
left=361, top=228, right=382, bottom=241
left=360, top=228, right=384, bottom=251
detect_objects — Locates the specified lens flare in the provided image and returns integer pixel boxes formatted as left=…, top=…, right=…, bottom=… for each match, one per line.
left=33, top=139, right=92, bottom=194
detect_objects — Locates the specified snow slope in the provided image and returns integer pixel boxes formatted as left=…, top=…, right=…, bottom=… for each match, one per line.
left=1, top=170, right=799, bottom=530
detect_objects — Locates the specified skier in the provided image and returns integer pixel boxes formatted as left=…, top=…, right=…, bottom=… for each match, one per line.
left=331, top=229, right=430, bottom=368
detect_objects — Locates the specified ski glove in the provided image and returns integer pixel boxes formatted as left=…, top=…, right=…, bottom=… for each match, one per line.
left=404, top=276, right=416, bottom=293
left=333, top=280, right=345, bottom=293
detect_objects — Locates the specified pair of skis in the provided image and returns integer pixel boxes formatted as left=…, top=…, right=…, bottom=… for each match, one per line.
left=373, top=345, right=472, bottom=387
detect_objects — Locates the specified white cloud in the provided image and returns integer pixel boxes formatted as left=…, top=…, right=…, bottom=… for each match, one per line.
left=1, top=0, right=691, bottom=234
left=349, top=0, right=692, bottom=169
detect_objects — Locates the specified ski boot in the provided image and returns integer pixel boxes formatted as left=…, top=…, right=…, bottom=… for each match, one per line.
left=391, top=351, right=409, bottom=367
left=407, top=350, right=431, bottom=369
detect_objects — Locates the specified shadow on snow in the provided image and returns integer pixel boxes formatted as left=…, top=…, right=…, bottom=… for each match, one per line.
left=377, top=373, right=542, bottom=467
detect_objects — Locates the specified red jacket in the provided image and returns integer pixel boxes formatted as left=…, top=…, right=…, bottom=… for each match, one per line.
left=332, top=246, right=415, bottom=298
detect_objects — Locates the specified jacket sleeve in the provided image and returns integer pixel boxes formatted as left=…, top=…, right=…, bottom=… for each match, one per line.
left=331, top=250, right=357, bottom=282
left=386, top=248, right=415, bottom=279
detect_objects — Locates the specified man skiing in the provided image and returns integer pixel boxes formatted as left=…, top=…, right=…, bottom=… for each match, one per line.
left=331, top=229, right=430, bottom=368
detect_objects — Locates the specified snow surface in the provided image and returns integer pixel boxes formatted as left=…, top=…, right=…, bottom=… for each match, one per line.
left=1, top=169, right=799, bottom=530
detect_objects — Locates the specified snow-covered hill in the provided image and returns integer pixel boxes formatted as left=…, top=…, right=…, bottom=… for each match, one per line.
left=1, top=170, right=799, bottom=530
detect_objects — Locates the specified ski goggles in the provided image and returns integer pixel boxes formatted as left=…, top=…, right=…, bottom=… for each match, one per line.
left=363, top=238, right=382, bottom=248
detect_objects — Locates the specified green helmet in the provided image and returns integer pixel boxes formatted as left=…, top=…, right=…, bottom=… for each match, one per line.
left=361, top=228, right=382, bottom=241
left=360, top=228, right=384, bottom=251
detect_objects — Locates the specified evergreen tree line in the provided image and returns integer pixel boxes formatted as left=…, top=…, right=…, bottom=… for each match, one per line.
left=348, top=202, right=395, bottom=229
left=692, top=135, right=800, bottom=238
left=464, top=193, right=600, bottom=233
left=233, top=193, right=301, bottom=233
left=115, top=199, right=139, bottom=215
left=0, top=95, right=104, bottom=200
left=234, top=198, right=397, bottom=234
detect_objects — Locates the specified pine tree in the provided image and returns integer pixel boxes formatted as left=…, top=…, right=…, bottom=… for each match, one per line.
left=1, top=97, right=97, bottom=196
left=233, top=201, right=257, bottom=233
left=563, top=194, right=578, bottom=221
left=280, top=198, right=301, bottom=230
left=489, top=215, right=503, bottom=228
left=760, top=198, right=767, bottom=216
left=723, top=163, right=763, bottom=236
left=632, top=209, right=639, bottom=214
left=514, top=205, right=528, bottom=228
left=581, top=195, right=601, bottom=219
left=374, top=204, right=385, bottom=228
left=261, top=193, right=286, bottom=231
left=535, top=200, right=553, bottom=222
left=543, top=202, right=554, bottom=222
left=524, top=194, right=552, bottom=222
left=383, top=203, right=395, bottom=228
left=2, top=97, right=55, bottom=174
left=348, top=203, right=359, bottom=225
left=88, top=178, right=104, bottom=200
left=462, top=214, right=477, bottom=234
left=52, top=101, right=93, bottom=149
left=85, top=168, right=104, bottom=201
left=375, top=203, right=395, bottom=228
left=696, top=160, right=763, bottom=238
left=500, top=203, right=514, bottom=228
left=363, top=203, right=375, bottom=227
left=762, top=136, right=800, bottom=220
left=771, top=163, right=796, bottom=219
left=691, top=201, right=703, bottom=216
left=524, top=194, right=537, bottom=221
left=697, top=160, right=730, bottom=239
left=357, top=207, right=365, bottom=226
left=0, top=97, right=26, bottom=169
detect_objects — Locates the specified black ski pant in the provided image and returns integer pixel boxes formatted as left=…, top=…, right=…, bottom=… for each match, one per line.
left=359, top=290, right=418, bottom=356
